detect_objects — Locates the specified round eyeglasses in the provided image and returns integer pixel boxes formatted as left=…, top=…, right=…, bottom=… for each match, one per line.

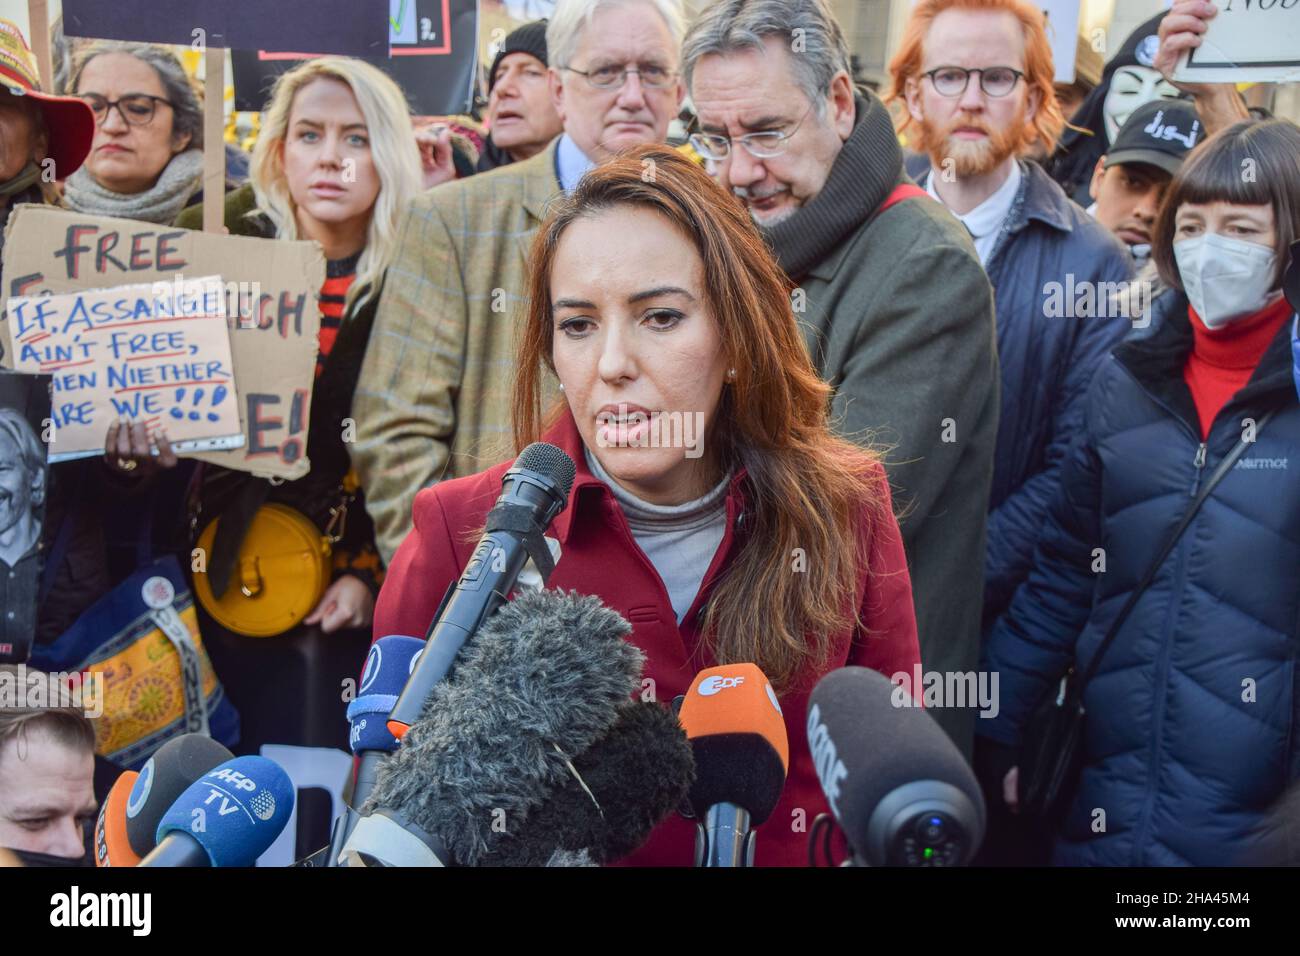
left=80, top=93, right=175, bottom=127
left=922, top=66, right=1024, bottom=98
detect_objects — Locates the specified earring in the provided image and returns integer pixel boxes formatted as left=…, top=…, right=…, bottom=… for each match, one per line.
left=558, top=382, right=565, bottom=391
left=726, top=368, right=736, bottom=382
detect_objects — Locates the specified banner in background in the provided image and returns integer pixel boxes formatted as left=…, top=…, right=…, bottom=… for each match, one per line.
left=1175, top=0, right=1300, bottom=84
left=1, top=206, right=323, bottom=481
left=233, top=0, right=478, bottom=116
left=62, top=0, right=389, bottom=57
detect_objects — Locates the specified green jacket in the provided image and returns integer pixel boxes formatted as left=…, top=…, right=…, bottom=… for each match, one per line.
left=763, top=94, right=1000, bottom=756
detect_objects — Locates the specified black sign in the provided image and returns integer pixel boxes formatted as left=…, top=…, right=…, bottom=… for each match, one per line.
left=232, top=0, right=478, bottom=116
left=63, top=0, right=390, bottom=57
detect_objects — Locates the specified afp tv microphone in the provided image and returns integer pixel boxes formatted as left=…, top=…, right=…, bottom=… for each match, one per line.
left=807, top=667, right=985, bottom=866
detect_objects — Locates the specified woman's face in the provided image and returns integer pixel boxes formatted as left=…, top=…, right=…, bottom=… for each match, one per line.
left=1174, top=200, right=1277, bottom=251
left=549, top=206, right=729, bottom=505
left=280, top=77, right=380, bottom=238
left=77, top=52, right=189, bottom=195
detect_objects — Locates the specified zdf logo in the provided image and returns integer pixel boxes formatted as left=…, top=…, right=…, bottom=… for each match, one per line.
left=698, top=674, right=745, bottom=696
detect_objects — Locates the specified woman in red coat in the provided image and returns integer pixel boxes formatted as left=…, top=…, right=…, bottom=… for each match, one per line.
left=373, top=145, right=920, bottom=866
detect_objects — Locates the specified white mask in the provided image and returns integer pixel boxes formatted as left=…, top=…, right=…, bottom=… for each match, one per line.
left=1174, top=233, right=1278, bottom=329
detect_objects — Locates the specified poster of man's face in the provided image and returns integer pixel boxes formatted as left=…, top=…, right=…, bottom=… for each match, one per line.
left=0, top=371, right=50, bottom=663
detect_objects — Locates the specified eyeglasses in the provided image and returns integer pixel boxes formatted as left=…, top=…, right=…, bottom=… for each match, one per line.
left=688, top=104, right=814, bottom=161
left=922, top=66, right=1024, bottom=98
left=562, top=62, right=677, bottom=90
left=80, top=93, right=175, bottom=127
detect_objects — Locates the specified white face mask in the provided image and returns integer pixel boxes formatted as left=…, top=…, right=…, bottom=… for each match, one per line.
left=1173, top=232, right=1278, bottom=329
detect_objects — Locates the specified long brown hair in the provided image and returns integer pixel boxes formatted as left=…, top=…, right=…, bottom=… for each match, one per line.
left=514, top=145, right=884, bottom=692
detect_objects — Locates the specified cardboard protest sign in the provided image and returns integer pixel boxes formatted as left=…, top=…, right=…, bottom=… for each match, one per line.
left=233, top=0, right=478, bottom=115
left=0, top=369, right=51, bottom=664
left=1, top=206, right=323, bottom=481
left=62, top=0, right=389, bottom=57
left=1174, top=0, right=1300, bottom=84
left=7, top=277, right=242, bottom=462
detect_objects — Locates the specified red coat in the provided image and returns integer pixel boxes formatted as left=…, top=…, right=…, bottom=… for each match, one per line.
left=373, top=413, right=920, bottom=866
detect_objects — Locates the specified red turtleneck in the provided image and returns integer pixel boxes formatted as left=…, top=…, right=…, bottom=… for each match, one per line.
left=1183, top=295, right=1292, bottom=439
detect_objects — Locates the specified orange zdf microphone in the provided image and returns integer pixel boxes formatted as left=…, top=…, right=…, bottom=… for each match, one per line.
left=94, top=771, right=140, bottom=867
left=678, top=664, right=789, bottom=867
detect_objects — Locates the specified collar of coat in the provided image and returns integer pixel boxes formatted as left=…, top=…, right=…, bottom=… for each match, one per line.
left=518, top=136, right=565, bottom=224
left=538, top=410, right=751, bottom=547
left=1113, top=288, right=1298, bottom=436
left=908, top=154, right=1080, bottom=247
left=760, top=92, right=904, bottom=281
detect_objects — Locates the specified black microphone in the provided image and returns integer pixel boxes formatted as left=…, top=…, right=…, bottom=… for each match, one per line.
left=124, top=734, right=234, bottom=860
left=806, top=667, right=985, bottom=866
left=678, top=664, right=789, bottom=867
left=386, top=442, right=576, bottom=739
left=343, top=587, right=644, bottom=866
left=479, top=700, right=696, bottom=866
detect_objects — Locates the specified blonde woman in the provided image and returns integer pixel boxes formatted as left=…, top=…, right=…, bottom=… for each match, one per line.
left=180, top=57, right=440, bottom=634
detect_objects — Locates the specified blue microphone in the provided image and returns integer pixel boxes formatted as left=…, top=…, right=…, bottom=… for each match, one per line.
left=139, top=756, right=295, bottom=867
left=348, top=636, right=425, bottom=754
left=324, top=635, right=423, bottom=866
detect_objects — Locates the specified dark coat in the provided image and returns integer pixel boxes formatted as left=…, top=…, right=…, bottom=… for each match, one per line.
left=979, top=289, right=1300, bottom=866
left=373, top=412, right=922, bottom=867
left=907, top=156, right=1136, bottom=630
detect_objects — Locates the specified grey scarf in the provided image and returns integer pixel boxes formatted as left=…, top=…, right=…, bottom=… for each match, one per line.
left=761, top=92, right=905, bottom=281
left=64, top=148, right=204, bottom=224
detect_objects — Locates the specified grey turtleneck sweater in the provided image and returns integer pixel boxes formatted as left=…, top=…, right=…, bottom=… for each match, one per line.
left=585, top=449, right=731, bottom=624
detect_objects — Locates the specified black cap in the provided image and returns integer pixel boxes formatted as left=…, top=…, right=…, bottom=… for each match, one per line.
left=488, top=20, right=548, bottom=95
left=1104, top=98, right=1202, bottom=177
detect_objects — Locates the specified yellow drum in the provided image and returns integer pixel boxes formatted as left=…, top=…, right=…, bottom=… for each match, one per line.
left=193, top=504, right=331, bottom=637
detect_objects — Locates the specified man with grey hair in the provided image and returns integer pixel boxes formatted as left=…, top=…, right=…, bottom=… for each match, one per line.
left=685, top=0, right=999, bottom=755
left=0, top=409, right=46, bottom=651
left=353, top=0, right=687, bottom=562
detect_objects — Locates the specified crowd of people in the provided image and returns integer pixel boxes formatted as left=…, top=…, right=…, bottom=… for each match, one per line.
left=2, top=0, right=1298, bottom=868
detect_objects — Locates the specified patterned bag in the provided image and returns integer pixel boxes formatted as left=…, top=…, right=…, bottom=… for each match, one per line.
left=30, top=556, right=239, bottom=769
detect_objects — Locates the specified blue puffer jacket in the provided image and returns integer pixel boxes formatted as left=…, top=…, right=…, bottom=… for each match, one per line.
left=979, top=289, right=1300, bottom=866
left=907, top=156, right=1135, bottom=628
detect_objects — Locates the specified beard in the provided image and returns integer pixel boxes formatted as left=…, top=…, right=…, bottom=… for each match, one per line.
left=914, top=106, right=1028, bottom=178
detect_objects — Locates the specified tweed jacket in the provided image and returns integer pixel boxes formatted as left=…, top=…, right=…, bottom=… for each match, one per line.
left=352, top=139, right=563, bottom=561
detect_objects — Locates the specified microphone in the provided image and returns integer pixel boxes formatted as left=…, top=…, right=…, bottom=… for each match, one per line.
left=678, top=664, right=789, bottom=867
left=94, top=771, right=140, bottom=867
left=324, top=634, right=425, bottom=867
left=479, top=701, right=696, bottom=866
left=344, top=588, right=643, bottom=866
left=806, top=667, right=985, bottom=866
left=138, top=756, right=295, bottom=867
left=124, top=734, right=234, bottom=860
left=386, top=442, right=576, bottom=739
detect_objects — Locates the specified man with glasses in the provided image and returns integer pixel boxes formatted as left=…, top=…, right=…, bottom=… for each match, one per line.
left=685, top=0, right=999, bottom=759
left=354, top=0, right=686, bottom=563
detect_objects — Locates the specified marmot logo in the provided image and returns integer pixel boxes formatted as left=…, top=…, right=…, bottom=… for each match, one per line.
left=1234, top=457, right=1288, bottom=470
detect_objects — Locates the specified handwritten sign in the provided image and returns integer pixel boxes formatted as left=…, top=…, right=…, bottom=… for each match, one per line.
left=1175, top=0, right=1300, bottom=84
left=7, top=277, right=242, bottom=461
left=1, top=206, right=323, bottom=480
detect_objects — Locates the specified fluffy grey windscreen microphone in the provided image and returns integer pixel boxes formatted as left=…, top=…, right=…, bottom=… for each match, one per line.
left=362, top=588, right=646, bottom=865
